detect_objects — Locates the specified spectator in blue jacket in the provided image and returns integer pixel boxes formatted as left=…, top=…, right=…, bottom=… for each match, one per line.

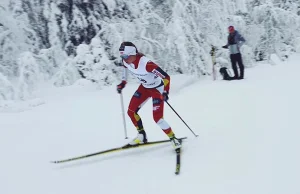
left=222, top=26, right=246, bottom=79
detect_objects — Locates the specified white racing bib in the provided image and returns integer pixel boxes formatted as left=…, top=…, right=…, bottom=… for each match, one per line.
left=123, top=56, right=162, bottom=88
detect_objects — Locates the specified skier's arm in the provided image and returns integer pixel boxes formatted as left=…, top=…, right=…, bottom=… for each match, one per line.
left=146, top=61, right=170, bottom=93
left=237, top=32, right=246, bottom=47
left=121, top=65, right=128, bottom=83
left=116, top=64, right=128, bottom=93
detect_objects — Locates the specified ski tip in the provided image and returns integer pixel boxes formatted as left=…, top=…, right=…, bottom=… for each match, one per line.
left=51, top=161, right=61, bottom=164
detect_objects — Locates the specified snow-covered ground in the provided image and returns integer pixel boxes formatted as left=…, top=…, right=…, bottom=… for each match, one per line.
left=1, top=54, right=299, bottom=194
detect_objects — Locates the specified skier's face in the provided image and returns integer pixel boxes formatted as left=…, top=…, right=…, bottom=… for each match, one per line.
left=228, top=26, right=235, bottom=34
left=228, top=28, right=235, bottom=34
left=123, top=55, right=136, bottom=64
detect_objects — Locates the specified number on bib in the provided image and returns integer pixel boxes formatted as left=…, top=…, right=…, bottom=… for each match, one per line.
left=137, top=77, right=147, bottom=83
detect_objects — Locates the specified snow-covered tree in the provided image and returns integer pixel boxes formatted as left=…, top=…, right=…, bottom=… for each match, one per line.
left=0, top=0, right=300, bottom=101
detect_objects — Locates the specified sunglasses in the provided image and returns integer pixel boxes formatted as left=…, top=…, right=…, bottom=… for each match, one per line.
left=120, top=54, right=130, bottom=59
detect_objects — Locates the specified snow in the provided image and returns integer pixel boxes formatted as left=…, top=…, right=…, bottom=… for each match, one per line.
left=1, top=54, right=300, bottom=194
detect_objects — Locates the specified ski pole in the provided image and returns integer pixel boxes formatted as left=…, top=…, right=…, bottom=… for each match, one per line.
left=120, top=92, right=128, bottom=139
left=165, top=101, right=198, bottom=137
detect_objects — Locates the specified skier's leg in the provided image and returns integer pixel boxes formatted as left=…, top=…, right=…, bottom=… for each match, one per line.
left=127, top=85, right=150, bottom=144
left=149, top=85, right=181, bottom=148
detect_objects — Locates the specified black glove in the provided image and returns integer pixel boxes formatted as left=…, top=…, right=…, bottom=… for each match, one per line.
left=117, top=81, right=126, bottom=94
left=163, top=91, right=169, bottom=101
left=222, top=45, right=228, bottom=49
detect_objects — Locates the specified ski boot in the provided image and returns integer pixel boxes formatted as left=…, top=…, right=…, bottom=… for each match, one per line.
left=129, top=130, right=148, bottom=145
left=170, top=136, right=182, bottom=149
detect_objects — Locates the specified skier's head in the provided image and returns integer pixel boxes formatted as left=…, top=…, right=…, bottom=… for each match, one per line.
left=228, top=26, right=235, bottom=33
left=119, top=42, right=138, bottom=63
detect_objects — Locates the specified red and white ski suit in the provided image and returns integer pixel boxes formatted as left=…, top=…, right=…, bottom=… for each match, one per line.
left=121, top=55, right=174, bottom=137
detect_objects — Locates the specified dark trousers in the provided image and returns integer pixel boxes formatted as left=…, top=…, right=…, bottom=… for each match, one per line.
left=230, top=53, right=244, bottom=79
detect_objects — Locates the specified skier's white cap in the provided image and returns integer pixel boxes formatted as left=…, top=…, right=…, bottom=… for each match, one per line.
left=120, top=46, right=136, bottom=56
left=119, top=42, right=137, bottom=56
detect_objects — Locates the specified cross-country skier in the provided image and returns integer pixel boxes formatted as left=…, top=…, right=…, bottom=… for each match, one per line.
left=116, top=41, right=181, bottom=149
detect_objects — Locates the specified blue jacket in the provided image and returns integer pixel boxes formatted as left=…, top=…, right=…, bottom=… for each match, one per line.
left=225, top=30, right=245, bottom=54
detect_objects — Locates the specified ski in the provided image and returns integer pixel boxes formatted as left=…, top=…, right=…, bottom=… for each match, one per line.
left=175, top=139, right=183, bottom=175
left=51, top=137, right=187, bottom=164
left=175, top=148, right=181, bottom=175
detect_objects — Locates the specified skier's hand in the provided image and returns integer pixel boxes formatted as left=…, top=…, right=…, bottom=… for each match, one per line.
left=163, top=91, right=169, bottom=101
left=222, top=45, right=228, bottom=49
left=117, top=81, right=126, bottom=94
